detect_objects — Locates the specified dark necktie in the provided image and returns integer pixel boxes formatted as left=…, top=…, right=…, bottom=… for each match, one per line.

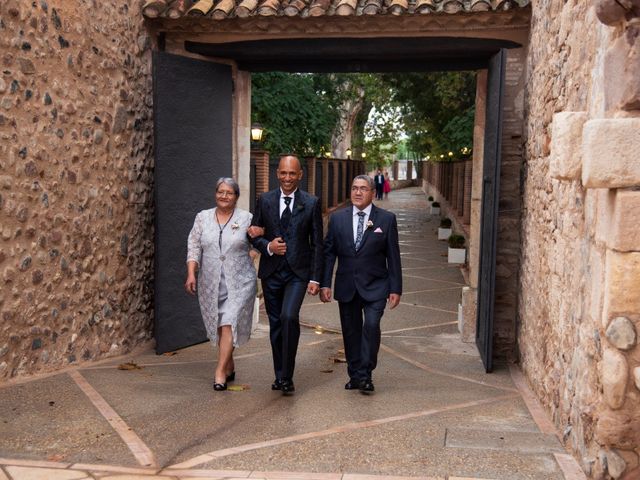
left=281, top=196, right=292, bottom=231
left=355, top=211, right=366, bottom=250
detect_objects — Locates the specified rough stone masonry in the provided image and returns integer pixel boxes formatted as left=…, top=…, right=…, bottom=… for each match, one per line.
left=0, top=0, right=154, bottom=379
left=519, top=1, right=640, bottom=479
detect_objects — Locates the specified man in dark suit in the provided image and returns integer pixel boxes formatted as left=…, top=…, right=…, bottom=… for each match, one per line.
left=249, top=155, right=323, bottom=395
left=374, top=169, right=385, bottom=201
left=320, top=174, right=402, bottom=394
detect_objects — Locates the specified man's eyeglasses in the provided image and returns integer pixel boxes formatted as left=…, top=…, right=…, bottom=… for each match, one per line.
left=351, top=186, right=372, bottom=193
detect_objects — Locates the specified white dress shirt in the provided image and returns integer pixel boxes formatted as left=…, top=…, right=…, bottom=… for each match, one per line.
left=279, top=188, right=296, bottom=217
left=266, top=188, right=296, bottom=256
left=352, top=204, right=373, bottom=243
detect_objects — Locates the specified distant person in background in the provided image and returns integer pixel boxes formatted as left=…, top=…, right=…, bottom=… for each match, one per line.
left=383, top=172, right=391, bottom=200
left=374, top=169, right=385, bottom=201
left=185, top=177, right=260, bottom=392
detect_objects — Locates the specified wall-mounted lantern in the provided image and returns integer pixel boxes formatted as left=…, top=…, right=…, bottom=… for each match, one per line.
left=250, top=123, right=264, bottom=143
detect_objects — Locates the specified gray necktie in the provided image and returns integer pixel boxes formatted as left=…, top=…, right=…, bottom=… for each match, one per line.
left=355, top=211, right=366, bottom=250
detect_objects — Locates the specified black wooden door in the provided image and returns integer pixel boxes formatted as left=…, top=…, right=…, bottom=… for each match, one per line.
left=475, top=49, right=506, bottom=373
left=152, top=52, right=233, bottom=354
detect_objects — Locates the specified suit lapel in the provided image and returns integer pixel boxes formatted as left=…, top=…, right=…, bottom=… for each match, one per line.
left=357, top=204, right=377, bottom=252
left=346, top=207, right=356, bottom=251
left=269, top=190, right=282, bottom=234
left=290, top=189, right=305, bottom=220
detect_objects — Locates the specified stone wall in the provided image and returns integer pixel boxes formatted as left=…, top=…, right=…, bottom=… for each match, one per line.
left=519, top=1, right=640, bottom=478
left=0, top=0, right=154, bottom=380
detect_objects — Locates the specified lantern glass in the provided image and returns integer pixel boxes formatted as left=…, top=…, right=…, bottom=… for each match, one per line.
left=250, top=123, right=264, bottom=142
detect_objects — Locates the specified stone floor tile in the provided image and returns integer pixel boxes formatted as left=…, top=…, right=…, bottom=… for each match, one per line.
left=72, top=464, right=159, bottom=475
left=4, top=466, right=88, bottom=480
left=100, top=475, right=176, bottom=480
left=448, top=477, right=497, bottom=480
left=161, top=469, right=251, bottom=478
left=553, top=453, right=588, bottom=480
left=0, top=459, right=70, bottom=469
left=180, top=478, right=258, bottom=480
left=342, top=475, right=443, bottom=480
left=249, top=472, right=341, bottom=480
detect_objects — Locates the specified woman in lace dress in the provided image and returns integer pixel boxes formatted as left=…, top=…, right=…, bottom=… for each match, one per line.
left=185, top=178, right=260, bottom=391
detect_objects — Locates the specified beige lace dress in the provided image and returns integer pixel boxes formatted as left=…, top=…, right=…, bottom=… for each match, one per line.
left=187, top=208, right=257, bottom=347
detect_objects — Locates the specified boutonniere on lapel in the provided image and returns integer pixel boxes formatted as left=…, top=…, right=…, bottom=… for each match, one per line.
left=231, top=222, right=240, bottom=233
left=296, top=204, right=305, bottom=212
left=366, top=220, right=374, bottom=230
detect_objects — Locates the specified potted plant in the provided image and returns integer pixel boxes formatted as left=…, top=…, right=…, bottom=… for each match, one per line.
left=438, top=217, right=452, bottom=240
left=448, top=234, right=466, bottom=264
left=430, top=201, right=440, bottom=215
left=428, top=195, right=434, bottom=204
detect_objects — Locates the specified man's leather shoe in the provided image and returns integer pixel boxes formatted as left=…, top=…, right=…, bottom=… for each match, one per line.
left=345, top=379, right=360, bottom=390
left=271, top=379, right=283, bottom=390
left=280, top=380, right=295, bottom=395
left=359, top=380, right=374, bottom=393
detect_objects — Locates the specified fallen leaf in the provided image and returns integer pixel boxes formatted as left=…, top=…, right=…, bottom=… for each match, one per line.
left=162, top=351, right=178, bottom=356
left=47, top=454, right=65, bottom=462
left=117, top=362, right=142, bottom=370
left=320, top=369, right=334, bottom=373
left=331, top=356, right=347, bottom=363
left=227, top=385, right=250, bottom=391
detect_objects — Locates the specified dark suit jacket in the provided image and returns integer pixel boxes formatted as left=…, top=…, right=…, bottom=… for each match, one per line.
left=250, top=189, right=323, bottom=282
left=322, top=204, right=402, bottom=303
left=374, top=174, right=385, bottom=187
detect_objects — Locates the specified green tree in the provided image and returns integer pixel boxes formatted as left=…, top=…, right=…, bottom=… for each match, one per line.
left=251, top=72, right=338, bottom=156
left=381, top=72, right=476, bottom=160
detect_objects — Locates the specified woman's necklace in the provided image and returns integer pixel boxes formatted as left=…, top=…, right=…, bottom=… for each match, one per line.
left=215, top=208, right=235, bottom=251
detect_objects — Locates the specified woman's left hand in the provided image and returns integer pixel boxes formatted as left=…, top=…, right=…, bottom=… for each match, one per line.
left=247, top=226, right=264, bottom=238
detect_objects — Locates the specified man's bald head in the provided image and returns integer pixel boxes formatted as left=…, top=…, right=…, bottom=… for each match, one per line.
left=278, top=155, right=302, bottom=172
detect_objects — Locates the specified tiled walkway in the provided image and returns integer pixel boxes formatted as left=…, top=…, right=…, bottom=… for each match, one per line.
left=0, top=188, right=586, bottom=480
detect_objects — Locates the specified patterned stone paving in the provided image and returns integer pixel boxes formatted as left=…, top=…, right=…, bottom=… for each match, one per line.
left=0, top=188, right=586, bottom=480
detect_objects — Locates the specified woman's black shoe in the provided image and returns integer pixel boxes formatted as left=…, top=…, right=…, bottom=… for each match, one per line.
left=213, top=382, right=228, bottom=391
left=226, top=372, right=236, bottom=382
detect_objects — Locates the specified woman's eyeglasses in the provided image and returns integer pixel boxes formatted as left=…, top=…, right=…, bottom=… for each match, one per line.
left=216, top=191, right=236, bottom=197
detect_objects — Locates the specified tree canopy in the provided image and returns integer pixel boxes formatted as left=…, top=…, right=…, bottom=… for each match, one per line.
left=251, top=72, right=338, bottom=156
left=251, top=71, right=476, bottom=165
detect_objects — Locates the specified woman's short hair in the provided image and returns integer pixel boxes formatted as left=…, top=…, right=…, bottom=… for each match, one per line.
left=352, top=174, right=375, bottom=190
left=216, top=177, right=240, bottom=197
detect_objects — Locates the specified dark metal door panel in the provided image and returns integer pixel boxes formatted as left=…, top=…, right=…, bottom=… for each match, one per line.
left=152, top=52, right=233, bottom=354
left=476, top=49, right=506, bottom=373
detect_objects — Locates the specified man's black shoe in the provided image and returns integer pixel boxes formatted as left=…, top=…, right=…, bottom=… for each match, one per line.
left=345, top=379, right=360, bottom=390
left=271, top=379, right=283, bottom=390
left=280, top=380, right=295, bottom=395
left=359, top=380, right=374, bottom=394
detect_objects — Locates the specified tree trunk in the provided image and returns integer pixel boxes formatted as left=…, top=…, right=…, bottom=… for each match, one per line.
left=331, top=84, right=365, bottom=158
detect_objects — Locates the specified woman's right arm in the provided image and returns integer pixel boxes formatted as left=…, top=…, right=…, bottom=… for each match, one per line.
left=185, top=212, right=203, bottom=295
left=185, top=260, right=198, bottom=294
